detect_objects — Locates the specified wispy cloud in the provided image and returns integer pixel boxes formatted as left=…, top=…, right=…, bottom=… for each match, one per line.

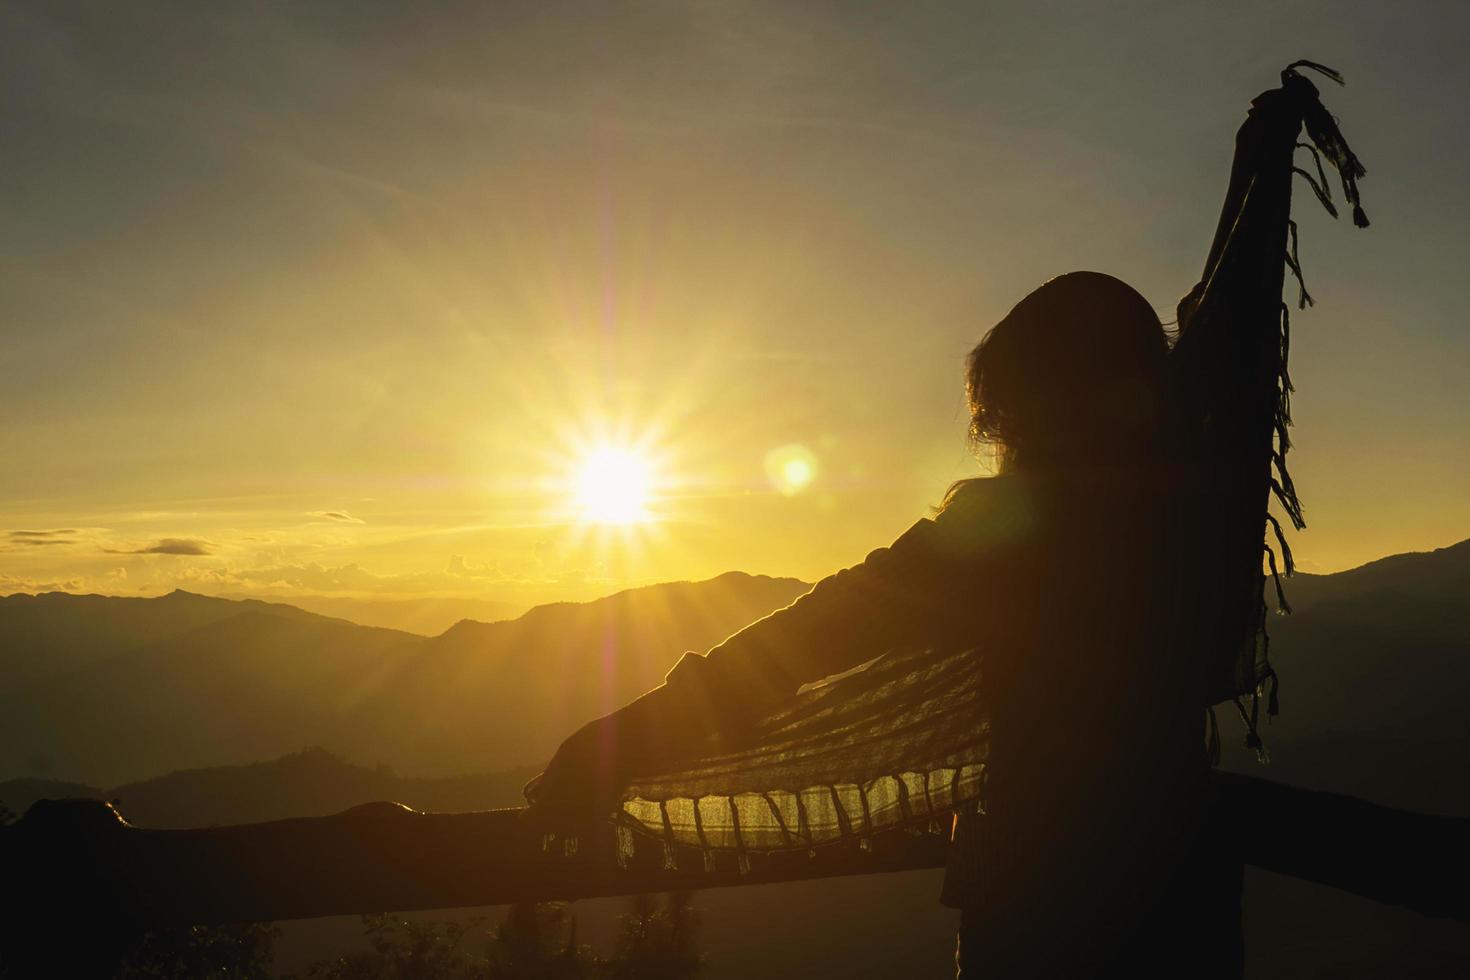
left=0, top=573, right=86, bottom=594
left=169, top=555, right=572, bottom=598
left=105, top=537, right=215, bottom=556
left=7, top=529, right=79, bottom=546
left=309, top=510, right=366, bottom=525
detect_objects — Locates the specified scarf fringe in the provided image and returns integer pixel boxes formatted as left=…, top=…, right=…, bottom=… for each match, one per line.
left=610, top=765, right=988, bottom=868
left=1284, top=61, right=1370, bottom=227
left=1250, top=61, right=1369, bottom=758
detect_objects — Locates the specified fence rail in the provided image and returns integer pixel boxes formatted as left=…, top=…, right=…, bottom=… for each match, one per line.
left=2, top=772, right=1465, bottom=974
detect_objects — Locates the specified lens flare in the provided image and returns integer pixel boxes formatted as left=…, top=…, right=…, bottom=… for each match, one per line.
left=764, top=444, right=818, bottom=496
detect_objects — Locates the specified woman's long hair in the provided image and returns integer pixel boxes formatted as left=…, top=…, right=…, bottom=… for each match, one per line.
left=966, top=271, right=1169, bottom=471
left=942, top=272, right=1169, bottom=510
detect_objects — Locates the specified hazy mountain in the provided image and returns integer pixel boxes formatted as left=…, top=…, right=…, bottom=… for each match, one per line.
left=0, top=747, right=533, bottom=829
left=0, top=608, right=423, bottom=785
left=213, top=592, right=525, bottom=636
left=346, top=571, right=814, bottom=779
left=0, top=777, right=103, bottom=816
left=1257, top=537, right=1470, bottom=773
left=5, top=540, right=1468, bottom=792
left=0, top=572, right=810, bottom=785
left=117, top=747, right=531, bottom=829
left=0, top=589, right=339, bottom=696
left=1276, top=537, right=1470, bottom=611
left=6, top=540, right=1470, bottom=790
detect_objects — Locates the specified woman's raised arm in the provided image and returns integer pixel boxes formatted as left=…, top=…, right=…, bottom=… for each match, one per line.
left=1164, top=64, right=1368, bottom=715
left=1170, top=65, right=1366, bottom=468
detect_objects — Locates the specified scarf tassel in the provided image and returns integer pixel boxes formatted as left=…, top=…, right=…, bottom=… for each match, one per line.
left=1283, top=60, right=1370, bottom=228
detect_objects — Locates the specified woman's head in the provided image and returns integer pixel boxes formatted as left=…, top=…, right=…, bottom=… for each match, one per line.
left=966, top=271, right=1169, bottom=472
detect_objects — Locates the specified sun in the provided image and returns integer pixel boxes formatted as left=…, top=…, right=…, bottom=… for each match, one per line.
left=573, top=446, right=655, bottom=525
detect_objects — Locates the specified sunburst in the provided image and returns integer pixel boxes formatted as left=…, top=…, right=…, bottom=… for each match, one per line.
left=573, top=445, right=655, bottom=525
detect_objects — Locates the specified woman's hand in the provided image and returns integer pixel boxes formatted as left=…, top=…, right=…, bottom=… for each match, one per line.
left=523, top=681, right=715, bottom=830
left=522, top=713, right=628, bottom=830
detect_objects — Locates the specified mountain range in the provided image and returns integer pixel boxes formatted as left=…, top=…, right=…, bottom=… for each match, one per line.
left=0, top=746, right=536, bottom=829
left=8, top=540, right=1470, bottom=793
left=212, top=592, right=527, bottom=636
left=0, top=571, right=809, bottom=786
left=3, top=540, right=1469, bottom=977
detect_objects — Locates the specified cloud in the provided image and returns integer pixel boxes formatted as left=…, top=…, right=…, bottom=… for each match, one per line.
left=227, top=561, right=483, bottom=594
left=0, top=573, right=87, bottom=594
left=105, top=537, right=215, bottom=556
left=447, top=555, right=505, bottom=578
left=137, top=538, right=215, bottom=556
left=173, top=556, right=555, bottom=598
left=309, top=510, right=366, bottom=525
left=7, top=529, right=79, bottom=546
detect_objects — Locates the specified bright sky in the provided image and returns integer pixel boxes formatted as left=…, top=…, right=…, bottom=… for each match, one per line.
left=2, top=1, right=1467, bottom=608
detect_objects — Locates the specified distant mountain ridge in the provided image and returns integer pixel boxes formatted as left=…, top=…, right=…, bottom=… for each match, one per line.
left=0, top=571, right=811, bottom=785
left=213, top=592, right=526, bottom=636
left=0, top=588, right=356, bottom=695
left=4, top=538, right=1469, bottom=793
left=0, top=747, right=534, bottom=829
left=0, top=746, right=535, bottom=834
left=1271, top=536, right=1470, bottom=610
left=1258, top=536, right=1470, bottom=762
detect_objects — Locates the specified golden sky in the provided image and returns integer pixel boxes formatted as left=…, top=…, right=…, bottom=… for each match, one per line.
left=3, top=1, right=1468, bottom=611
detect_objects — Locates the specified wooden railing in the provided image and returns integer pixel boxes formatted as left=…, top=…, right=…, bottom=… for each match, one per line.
left=2, top=772, right=1465, bottom=974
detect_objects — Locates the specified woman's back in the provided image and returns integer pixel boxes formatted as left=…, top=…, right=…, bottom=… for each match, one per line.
left=946, top=470, right=1235, bottom=975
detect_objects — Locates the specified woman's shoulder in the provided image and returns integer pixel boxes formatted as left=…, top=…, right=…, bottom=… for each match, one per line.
left=938, top=473, right=1036, bottom=518
left=926, top=475, right=1040, bottom=557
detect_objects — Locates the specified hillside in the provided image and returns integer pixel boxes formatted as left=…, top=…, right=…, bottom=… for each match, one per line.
left=0, top=777, right=103, bottom=817
left=214, top=592, right=525, bottom=636
left=0, top=609, right=423, bottom=785
left=343, top=570, right=814, bottom=778
left=0, top=572, right=811, bottom=785
left=0, top=589, right=342, bottom=696
left=0, top=747, right=533, bottom=829
left=1257, top=538, right=1470, bottom=765
left=6, top=541, right=1469, bottom=791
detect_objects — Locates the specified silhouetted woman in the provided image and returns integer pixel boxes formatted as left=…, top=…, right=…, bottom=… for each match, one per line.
left=527, top=66, right=1366, bottom=978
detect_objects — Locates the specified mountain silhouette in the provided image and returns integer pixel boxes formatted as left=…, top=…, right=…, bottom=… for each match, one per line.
left=0, top=747, right=534, bottom=829
left=0, top=588, right=341, bottom=697
left=215, top=592, right=526, bottom=636
left=5, top=544, right=1470, bottom=792
left=0, top=571, right=809, bottom=785
left=1258, top=537, right=1470, bottom=806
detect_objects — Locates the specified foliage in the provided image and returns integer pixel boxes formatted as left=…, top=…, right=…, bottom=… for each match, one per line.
left=484, top=903, right=597, bottom=979
left=306, top=895, right=703, bottom=980
left=90, top=894, right=704, bottom=978
left=307, top=914, right=497, bottom=980
left=603, top=892, right=703, bottom=980
left=116, top=922, right=280, bottom=979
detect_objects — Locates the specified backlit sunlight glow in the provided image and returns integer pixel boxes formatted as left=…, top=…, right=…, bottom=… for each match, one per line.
left=574, top=446, right=655, bottom=525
